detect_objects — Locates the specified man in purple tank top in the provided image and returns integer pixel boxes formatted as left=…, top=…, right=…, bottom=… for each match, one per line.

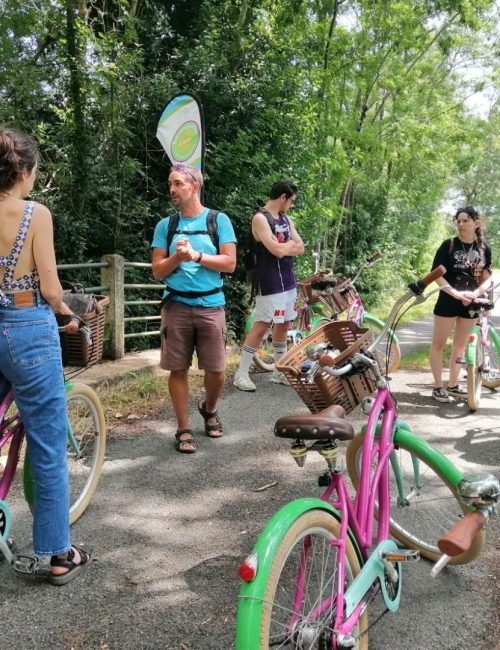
left=234, top=180, right=304, bottom=391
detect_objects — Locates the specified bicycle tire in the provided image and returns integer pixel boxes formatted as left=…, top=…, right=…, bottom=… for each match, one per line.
left=346, top=432, right=484, bottom=564
left=66, top=383, right=106, bottom=523
left=482, top=326, right=500, bottom=389
left=253, top=332, right=277, bottom=372
left=467, top=339, right=483, bottom=412
left=361, top=314, right=401, bottom=374
left=259, top=510, right=368, bottom=649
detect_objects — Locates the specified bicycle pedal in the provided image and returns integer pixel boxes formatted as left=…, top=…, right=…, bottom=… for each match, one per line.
left=13, top=554, right=40, bottom=575
left=380, top=549, right=420, bottom=562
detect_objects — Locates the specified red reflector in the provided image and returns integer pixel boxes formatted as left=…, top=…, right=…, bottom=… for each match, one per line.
left=306, top=325, right=312, bottom=331
left=245, top=309, right=252, bottom=316
left=238, top=553, right=258, bottom=582
left=468, top=334, right=475, bottom=342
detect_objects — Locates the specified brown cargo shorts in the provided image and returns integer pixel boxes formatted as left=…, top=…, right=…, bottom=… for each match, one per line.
left=160, top=300, right=227, bottom=372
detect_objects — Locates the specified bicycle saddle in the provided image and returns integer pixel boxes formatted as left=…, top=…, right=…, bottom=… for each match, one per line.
left=274, top=404, right=354, bottom=441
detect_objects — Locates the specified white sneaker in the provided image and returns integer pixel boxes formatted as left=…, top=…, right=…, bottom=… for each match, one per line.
left=270, top=370, right=289, bottom=385
left=233, top=373, right=256, bottom=392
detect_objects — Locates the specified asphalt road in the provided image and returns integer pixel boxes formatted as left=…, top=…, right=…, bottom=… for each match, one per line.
left=1, top=318, right=499, bottom=649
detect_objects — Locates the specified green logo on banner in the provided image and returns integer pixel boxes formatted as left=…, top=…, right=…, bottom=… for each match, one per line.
left=171, top=121, right=200, bottom=162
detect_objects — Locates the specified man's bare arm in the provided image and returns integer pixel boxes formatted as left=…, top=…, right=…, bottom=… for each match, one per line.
left=252, top=212, right=299, bottom=258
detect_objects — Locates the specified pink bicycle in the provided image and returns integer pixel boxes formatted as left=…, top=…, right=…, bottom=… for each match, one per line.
left=236, top=267, right=499, bottom=649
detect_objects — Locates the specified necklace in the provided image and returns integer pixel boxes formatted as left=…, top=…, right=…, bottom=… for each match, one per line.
left=459, top=238, right=475, bottom=268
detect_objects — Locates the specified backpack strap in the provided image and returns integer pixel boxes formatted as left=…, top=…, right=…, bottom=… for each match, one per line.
left=258, top=207, right=278, bottom=235
left=166, top=212, right=181, bottom=257
left=166, top=210, right=220, bottom=257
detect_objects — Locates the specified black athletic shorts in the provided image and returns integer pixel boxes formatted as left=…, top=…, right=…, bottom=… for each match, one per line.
left=433, top=292, right=477, bottom=320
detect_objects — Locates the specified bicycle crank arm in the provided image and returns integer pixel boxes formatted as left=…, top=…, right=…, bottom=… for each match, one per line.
left=0, top=533, right=14, bottom=565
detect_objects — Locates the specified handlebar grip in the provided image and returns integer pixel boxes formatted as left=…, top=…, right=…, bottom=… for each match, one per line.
left=437, top=510, right=487, bottom=557
left=420, top=265, right=446, bottom=287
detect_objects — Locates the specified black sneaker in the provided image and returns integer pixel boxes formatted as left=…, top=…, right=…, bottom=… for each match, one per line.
left=447, top=385, right=467, bottom=399
left=432, top=387, right=450, bottom=403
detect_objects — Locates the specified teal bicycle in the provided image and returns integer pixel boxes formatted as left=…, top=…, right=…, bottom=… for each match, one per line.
left=463, top=287, right=500, bottom=411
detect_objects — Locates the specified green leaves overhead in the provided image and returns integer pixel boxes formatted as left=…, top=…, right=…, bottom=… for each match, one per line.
left=0, top=0, right=498, bottom=334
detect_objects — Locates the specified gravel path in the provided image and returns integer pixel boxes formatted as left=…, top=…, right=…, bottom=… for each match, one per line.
left=1, top=316, right=499, bottom=649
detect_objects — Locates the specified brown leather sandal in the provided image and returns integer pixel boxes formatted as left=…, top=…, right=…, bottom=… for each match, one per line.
left=198, top=401, right=223, bottom=438
left=175, top=429, right=197, bottom=453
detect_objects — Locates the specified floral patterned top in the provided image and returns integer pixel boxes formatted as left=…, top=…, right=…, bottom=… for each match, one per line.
left=0, top=201, right=40, bottom=305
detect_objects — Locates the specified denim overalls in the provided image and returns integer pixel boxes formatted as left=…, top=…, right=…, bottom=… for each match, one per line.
left=0, top=202, right=70, bottom=556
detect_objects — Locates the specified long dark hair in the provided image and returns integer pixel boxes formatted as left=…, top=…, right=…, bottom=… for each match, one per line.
left=0, top=129, right=39, bottom=195
left=453, top=206, right=485, bottom=249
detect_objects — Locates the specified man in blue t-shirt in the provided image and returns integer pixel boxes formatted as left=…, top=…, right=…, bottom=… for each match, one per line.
left=151, top=164, right=236, bottom=453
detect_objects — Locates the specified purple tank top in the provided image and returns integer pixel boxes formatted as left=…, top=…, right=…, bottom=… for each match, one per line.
left=254, top=212, right=296, bottom=296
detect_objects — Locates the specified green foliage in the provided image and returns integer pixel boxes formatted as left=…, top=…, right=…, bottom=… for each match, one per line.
left=0, top=0, right=498, bottom=345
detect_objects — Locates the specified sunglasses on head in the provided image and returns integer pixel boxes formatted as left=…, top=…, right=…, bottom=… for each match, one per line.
left=172, top=164, right=200, bottom=184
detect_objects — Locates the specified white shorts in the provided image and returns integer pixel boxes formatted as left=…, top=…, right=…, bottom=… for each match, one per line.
left=254, top=288, right=297, bottom=324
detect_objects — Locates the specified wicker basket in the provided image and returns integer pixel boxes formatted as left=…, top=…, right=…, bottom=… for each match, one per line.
left=298, top=272, right=344, bottom=317
left=333, top=278, right=359, bottom=313
left=298, top=273, right=360, bottom=317
left=59, top=295, right=109, bottom=367
left=276, top=320, right=376, bottom=414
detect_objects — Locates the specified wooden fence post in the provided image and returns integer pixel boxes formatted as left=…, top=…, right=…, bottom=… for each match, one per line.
left=101, top=254, right=125, bottom=359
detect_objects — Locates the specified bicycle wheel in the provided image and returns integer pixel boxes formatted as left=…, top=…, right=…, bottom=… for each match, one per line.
left=66, top=383, right=106, bottom=523
left=361, top=314, right=401, bottom=374
left=467, top=340, right=483, bottom=412
left=259, top=510, right=368, bottom=649
left=346, top=432, right=484, bottom=564
left=482, top=326, right=500, bottom=389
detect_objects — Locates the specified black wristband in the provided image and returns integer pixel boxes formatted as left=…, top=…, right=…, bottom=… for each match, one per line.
left=196, top=252, right=203, bottom=263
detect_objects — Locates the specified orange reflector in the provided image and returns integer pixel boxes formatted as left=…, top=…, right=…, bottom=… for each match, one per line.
left=238, top=552, right=258, bottom=582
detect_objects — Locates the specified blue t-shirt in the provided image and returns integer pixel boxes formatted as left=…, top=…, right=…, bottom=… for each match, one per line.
left=151, top=208, right=236, bottom=307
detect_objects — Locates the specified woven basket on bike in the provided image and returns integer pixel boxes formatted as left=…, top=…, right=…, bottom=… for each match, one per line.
left=298, top=272, right=358, bottom=317
left=58, top=294, right=110, bottom=367
left=331, top=278, right=359, bottom=313
left=298, top=272, right=342, bottom=316
left=276, top=320, right=376, bottom=414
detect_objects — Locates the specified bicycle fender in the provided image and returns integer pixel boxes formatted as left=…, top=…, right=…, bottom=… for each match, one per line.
left=465, top=325, right=480, bottom=365
left=362, top=313, right=399, bottom=343
left=359, top=422, right=465, bottom=490
left=393, top=426, right=465, bottom=489
left=236, top=498, right=355, bottom=650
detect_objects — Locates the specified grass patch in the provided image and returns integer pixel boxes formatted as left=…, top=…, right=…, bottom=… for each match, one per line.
left=400, top=342, right=452, bottom=370
left=97, top=347, right=243, bottom=436
left=369, top=290, right=438, bottom=326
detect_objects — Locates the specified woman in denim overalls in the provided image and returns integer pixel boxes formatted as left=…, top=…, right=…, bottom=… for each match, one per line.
left=0, top=129, right=92, bottom=585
